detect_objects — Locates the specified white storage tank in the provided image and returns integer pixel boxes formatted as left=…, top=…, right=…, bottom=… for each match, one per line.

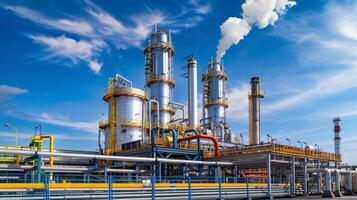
left=101, top=75, right=148, bottom=153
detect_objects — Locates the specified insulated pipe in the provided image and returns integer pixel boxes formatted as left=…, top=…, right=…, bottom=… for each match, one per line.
left=216, top=123, right=225, bottom=142
left=178, top=135, right=219, bottom=157
left=163, top=128, right=177, bottom=148
left=0, top=149, right=232, bottom=166
left=308, top=168, right=333, bottom=197
left=149, top=99, right=160, bottom=144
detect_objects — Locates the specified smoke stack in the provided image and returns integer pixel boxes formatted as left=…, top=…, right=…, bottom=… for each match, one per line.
left=333, top=117, right=341, bottom=155
left=249, top=77, right=264, bottom=145
left=187, top=57, right=198, bottom=128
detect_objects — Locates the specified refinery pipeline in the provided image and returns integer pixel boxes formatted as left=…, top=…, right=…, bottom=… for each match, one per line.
left=0, top=27, right=356, bottom=200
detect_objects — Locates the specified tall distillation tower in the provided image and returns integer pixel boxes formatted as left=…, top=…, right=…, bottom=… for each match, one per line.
left=249, top=77, right=264, bottom=145
left=144, top=27, right=175, bottom=127
left=202, top=60, right=229, bottom=142
left=333, top=117, right=341, bottom=155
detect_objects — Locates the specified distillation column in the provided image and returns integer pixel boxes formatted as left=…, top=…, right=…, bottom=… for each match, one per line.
left=187, top=57, right=198, bottom=129
left=202, top=60, right=229, bottom=142
left=144, top=28, right=175, bottom=126
left=249, top=77, right=264, bottom=145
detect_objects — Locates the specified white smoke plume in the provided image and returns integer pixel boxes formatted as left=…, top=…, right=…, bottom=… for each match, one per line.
left=216, top=0, right=296, bottom=60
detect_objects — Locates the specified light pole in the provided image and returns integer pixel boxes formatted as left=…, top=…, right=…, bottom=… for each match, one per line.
left=4, top=123, right=18, bottom=147
left=314, top=144, right=319, bottom=151
left=267, top=134, right=271, bottom=143
left=297, top=140, right=303, bottom=149
left=286, top=138, right=291, bottom=146
left=303, top=141, right=308, bottom=148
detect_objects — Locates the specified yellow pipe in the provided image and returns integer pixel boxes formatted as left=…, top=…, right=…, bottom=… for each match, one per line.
left=40, top=135, right=54, bottom=167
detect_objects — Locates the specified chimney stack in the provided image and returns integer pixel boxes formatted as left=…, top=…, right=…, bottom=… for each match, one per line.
left=249, top=77, right=264, bottom=145
left=333, top=117, right=341, bottom=155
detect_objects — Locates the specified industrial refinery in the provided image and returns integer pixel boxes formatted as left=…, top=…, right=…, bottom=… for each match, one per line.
left=0, top=26, right=355, bottom=200
left=2, top=0, right=357, bottom=199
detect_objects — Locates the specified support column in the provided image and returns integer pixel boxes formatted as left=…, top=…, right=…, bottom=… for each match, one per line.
left=303, top=158, right=308, bottom=196
left=234, top=164, right=238, bottom=183
left=291, top=156, right=295, bottom=197
left=37, top=154, right=42, bottom=183
left=135, top=165, right=139, bottom=182
left=159, top=162, right=162, bottom=183
left=267, top=154, right=272, bottom=199
left=317, top=160, right=322, bottom=194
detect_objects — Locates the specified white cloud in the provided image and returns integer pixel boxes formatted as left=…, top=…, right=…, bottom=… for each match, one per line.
left=7, top=111, right=98, bottom=134
left=2, top=5, right=93, bottom=36
left=29, top=35, right=105, bottom=74
left=226, top=84, right=250, bottom=121
left=0, top=85, right=28, bottom=99
left=88, top=60, right=102, bottom=74
left=2, top=1, right=210, bottom=74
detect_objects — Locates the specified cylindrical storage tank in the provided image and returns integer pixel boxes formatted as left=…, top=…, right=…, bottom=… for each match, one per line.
left=187, top=57, right=198, bottom=129
left=104, top=87, right=147, bottom=152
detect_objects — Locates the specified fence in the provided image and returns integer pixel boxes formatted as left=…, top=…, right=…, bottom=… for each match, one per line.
left=0, top=173, right=290, bottom=200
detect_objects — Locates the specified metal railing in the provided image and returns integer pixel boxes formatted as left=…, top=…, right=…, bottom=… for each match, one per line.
left=204, top=143, right=341, bottom=161
left=0, top=173, right=291, bottom=200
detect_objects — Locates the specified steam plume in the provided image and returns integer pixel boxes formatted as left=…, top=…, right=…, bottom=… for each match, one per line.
left=216, top=0, right=296, bottom=60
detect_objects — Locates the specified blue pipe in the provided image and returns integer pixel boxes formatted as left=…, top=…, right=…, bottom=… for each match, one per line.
left=151, top=129, right=156, bottom=145
left=163, top=128, right=177, bottom=148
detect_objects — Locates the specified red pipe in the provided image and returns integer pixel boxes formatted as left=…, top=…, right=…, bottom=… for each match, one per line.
left=178, top=134, right=219, bottom=157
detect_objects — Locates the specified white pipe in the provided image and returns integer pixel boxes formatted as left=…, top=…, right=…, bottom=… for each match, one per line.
left=309, top=168, right=332, bottom=192
left=216, top=123, right=225, bottom=142
left=148, top=99, right=160, bottom=143
left=0, top=149, right=233, bottom=166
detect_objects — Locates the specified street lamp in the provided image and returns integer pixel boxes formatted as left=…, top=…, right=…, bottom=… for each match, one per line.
left=286, top=138, right=291, bottom=146
left=303, top=141, right=308, bottom=147
left=297, top=140, right=303, bottom=148
left=314, top=144, right=319, bottom=151
left=266, top=134, right=271, bottom=143
left=4, top=123, right=18, bottom=147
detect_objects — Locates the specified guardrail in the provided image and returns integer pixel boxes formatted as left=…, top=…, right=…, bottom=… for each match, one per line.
left=205, top=143, right=341, bottom=162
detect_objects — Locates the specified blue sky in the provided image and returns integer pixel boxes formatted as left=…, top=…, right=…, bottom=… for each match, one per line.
left=1, top=0, right=357, bottom=164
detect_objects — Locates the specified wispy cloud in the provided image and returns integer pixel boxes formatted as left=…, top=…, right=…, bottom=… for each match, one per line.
left=2, top=1, right=210, bottom=74
left=6, top=111, right=98, bottom=134
left=28, top=35, right=105, bottom=74
left=2, top=5, right=93, bottom=36
left=0, top=85, right=28, bottom=100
